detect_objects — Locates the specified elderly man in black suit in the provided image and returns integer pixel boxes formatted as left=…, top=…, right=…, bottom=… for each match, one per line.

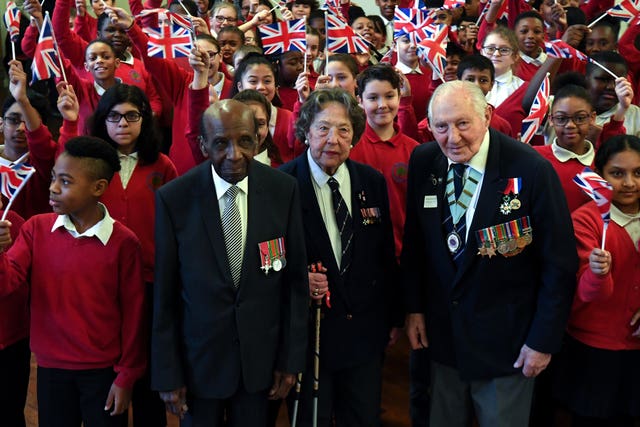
left=402, top=81, right=578, bottom=426
left=280, top=88, right=401, bottom=427
left=152, top=99, right=309, bottom=426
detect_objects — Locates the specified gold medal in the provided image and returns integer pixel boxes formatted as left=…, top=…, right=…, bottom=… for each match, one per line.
left=510, top=198, right=521, bottom=210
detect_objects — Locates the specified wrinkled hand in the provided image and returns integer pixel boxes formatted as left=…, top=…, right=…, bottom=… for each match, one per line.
left=406, top=313, right=428, bottom=350
left=0, top=220, right=13, bottom=252
left=268, top=371, right=295, bottom=400
left=104, top=382, right=132, bottom=416
left=589, top=248, right=611, bottom=276
left=160, top=386, right=188, bottom=419
left=8, top=60, right=28, bottom=103
left=308, top=267, right=328, bottom=301
left=56, top=82, right=80, bottom=122
left=513, top=344, right=551, bottom=378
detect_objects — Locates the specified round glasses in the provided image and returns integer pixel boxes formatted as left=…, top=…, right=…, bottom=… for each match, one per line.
left=106, top=111, right=143, bottom=123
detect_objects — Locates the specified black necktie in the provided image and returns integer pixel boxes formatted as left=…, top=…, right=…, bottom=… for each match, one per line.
left=328, top=177, right=353, bottom=274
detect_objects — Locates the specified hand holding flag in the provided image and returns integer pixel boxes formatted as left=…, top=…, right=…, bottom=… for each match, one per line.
left=573, top=168, right=614, bottom=249
left=0, top=162, right=36, bottom=221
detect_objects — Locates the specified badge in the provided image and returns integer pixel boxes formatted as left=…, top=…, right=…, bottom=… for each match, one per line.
left=424, top=195, right=438, bottom=208
left=447, top=231, right=462, bottom=254
left=500, top=177, right=522, bottom=215
left=360, top=207, right=382, bottom=225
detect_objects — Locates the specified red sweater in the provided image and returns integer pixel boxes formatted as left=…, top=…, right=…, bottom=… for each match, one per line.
left=0, top=214, right=147, bottom=388
left=618, top=15, right=640, bottom=107
left=350, top=123, right=418, bottom=258
left=278, top=86, right=298, bottom=112
left=404, top=68, right=431, bottom=122
left=0, top=210, right=27, bottom=349
left=74, top=13, right=98, bottom=43
left=101, top=154, right=178, bottom=283
left=1, top=124, right=57, bottom=219
left=569, top=202, right=640, bottom=351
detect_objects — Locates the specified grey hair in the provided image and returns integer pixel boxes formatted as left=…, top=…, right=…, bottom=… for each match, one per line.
left=295, top=88, right=366, bottom=145
left=427, top=80, right=488, bottom=123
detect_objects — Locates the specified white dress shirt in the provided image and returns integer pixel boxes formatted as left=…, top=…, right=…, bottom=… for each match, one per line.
left=485, top=70, right=524, bottom=108
left=211, top=165, right=249, bottom=257
left=118, top=151, right=138, bottom=189
left=307, top=149, right=352, bottom=266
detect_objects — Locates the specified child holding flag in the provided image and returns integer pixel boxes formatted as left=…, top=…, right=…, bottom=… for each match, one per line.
left=554, top=135, right=640, bottom=426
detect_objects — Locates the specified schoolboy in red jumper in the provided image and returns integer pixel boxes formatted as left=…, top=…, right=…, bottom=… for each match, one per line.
left=0, top=137, right=147, bottom=427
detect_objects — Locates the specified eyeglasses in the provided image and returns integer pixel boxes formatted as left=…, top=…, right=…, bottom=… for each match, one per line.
left=106, top=111, right=143, bottom=123
left=3, top=115, right=25, bottom=126
left=482, top=46, right=513, bottom=56
left=214, top=15, right=237, bottom=23
left=551, top=113, right=591, bottom=127
left=206, top=50, right=220, bottom=57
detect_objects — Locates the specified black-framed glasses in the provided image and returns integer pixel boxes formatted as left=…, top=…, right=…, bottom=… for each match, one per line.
left=106, top=111, right=143, bottom=123
left=214, top=15, right=236, bottom=23
left=482, top=46, right=513, bottom=56
left=3, top=115, right=25, bottom=126
left=551, top=113, right=591, bottom=127
left=206, top=50, right=220, bottom=57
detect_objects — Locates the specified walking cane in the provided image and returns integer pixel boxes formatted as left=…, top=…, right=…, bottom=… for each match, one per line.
left=291, top=372, right=303, bottom=427
left=312, top=296, right=321, bottom=427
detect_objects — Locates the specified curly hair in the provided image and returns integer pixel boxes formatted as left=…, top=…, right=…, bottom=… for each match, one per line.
left=295, top=88, right=365, bottom=145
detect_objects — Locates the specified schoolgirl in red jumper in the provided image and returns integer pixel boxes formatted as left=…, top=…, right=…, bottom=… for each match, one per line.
left=554, top=135, right=640, bottom=427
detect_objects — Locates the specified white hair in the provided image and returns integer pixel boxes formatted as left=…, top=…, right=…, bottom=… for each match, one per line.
left=427, top=81, right=488, bottom=123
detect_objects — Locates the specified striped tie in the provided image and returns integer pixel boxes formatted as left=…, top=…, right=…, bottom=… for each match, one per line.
left=328, top=177, right=353, bottom=274
left=222, top=186, right=243, bottom=288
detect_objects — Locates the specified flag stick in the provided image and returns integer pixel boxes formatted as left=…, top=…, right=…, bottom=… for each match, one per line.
left=40, top=0, right=45, bottom=5
left=587, top=12, right=607, bottom=28
left=324, top=11, right=328, bottom=72
left=11, top=41, right=16, bottom=61
left=303, top=49, right=308, bottom=74
left=591, top=59, right=619, bottom=79
left=177, top=0, right=192, bottom=16
left=1, top=171, right=35, bottom=221
left=601, top=222, right=608, bottom=250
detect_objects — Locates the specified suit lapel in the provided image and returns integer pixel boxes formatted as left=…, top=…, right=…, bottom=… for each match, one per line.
left=430, top=154, right=457, bottom=272
left=194, top=163, right=234, bottom=284
left=240, top=161, right=266, bottom=293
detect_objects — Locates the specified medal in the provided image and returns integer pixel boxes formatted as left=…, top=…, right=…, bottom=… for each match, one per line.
left=272, top=258, right=282, bottom=271
left=500, top=198, right=512, bottom=215
left=510, top=198, right=521, bottom=210
left=447, top=231, right=462, bottom=254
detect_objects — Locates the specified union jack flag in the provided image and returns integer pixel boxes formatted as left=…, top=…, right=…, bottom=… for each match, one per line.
left=0, top=162, right=35, bottom=200
left=326, top=12, right=368, bottom=53
left=146, top=21, right=192, bottom=59
left=477, top=0, right=507, bottom=24
left=520, top=73, right=549, bottom=144
left=379, top=46, right=394, bottom=64
left=545, top=40, right=590, bottom=62
left=442, top=0, right=465, bottom=9
left=3, top=1, right=21, bottom=42
left=606, top=0, right=640, bottom=22
left=573, top=167, right=613, bottom=247
left=417, top=37, right=447, bottom=79
left=394, top=8, right=436, bottom=39
left=259, top=18, right=306, bottom=55
left=31, top=14, right=62, bottom=84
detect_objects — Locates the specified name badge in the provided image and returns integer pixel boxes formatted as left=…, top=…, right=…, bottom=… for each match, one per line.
left=424, top=195, right=437, bottom=208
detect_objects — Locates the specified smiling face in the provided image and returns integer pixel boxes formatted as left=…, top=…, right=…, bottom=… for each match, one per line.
left=91, top=0, right=114, bottom=16
left=482, top=33, right=517, bottom=77
left=84, top=41, right=120, bottom=84
left=291, top=2, right=311, bottom=19
left=396, top=35, right=418, bottom=67
left=601, top=149, right=640, bottom=215
left=238, top=64, right=276, bottom=101
left=306, top=102, right=354, bottom=175
left=375, top=0, right=398, bottom=21
left=211, top=5, right=237, bottom=35
left=550, top=96, right=595, bottom=153
left=358, top=79, right=399, bottom=131
left=352, top=16, right=375, bottom=43
left=515, top=17, right=544, bottom=58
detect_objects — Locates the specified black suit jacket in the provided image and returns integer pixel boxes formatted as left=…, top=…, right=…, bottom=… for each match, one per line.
left=152, top=160, right=309, bottom=398
left=402, top=130, right=578, bottom=381
left=280, top=154, right=400, bottom=370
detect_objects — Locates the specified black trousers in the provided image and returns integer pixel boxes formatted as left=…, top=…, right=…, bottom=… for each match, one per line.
left=0, top=338, right=30, bottom=427
left=182, top=385, right=269, bottom=427
left=37, top=366, right=127, bottom=427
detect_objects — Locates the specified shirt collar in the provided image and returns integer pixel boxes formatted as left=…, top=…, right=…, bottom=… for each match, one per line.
left=118, top=151, right=138, bottom=160
left=395, top=61, right=423, bottom=74
left=212, top=72, right=225, bottom=94
left=211, top=164, right=249, bottom=201
left=551, top=138, right=594, bottom=166
left=94, top=78, right=122, bottom=96
left=120, top=49, right=134, bottom=65
left=269, top=104, right=277, bottom=130
left=610, top=203, right=640, bottom=228
left=446, top=130, right=490, bottom=175
left=307, top=149, right=349, bottom=188
left=495, top=69, right=514, bottom=85
left=51, top=203, right=115, bottom=245
left=362, top=122, right=400, bottom=146
left=519, top=50, right=546, bottom=66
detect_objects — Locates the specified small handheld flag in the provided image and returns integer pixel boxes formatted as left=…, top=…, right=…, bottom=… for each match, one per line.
left=31, top=13, right=64, bottom=84
left=520, top=73, right=550, bottom=145
left=146, top=21, right=193, bottom=59
left=259, top=18, right=306, bottom=55
left=325, top=12, right=368, bottom=53
left=573, top=168, right=614, bottom=249
left=3, top=1, right=21, bottom=42
left=0, top=162, right=36, bottom=221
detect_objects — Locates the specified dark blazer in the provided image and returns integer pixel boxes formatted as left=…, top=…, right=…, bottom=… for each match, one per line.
left=152, top=160, right=309, bottom=398
left=402, top=129, right=578, bottom=381
left=280, top=154, right=400, bottom=370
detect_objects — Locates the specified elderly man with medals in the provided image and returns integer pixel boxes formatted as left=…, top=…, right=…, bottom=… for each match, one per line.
left=402, top=81, right=578, bottom=427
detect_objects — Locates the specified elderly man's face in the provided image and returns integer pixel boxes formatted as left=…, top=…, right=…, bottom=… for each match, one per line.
left=202, top=103, right=257, bottom=184
left=306, top=102, right=354, bottom=176
left=429, top=93, right=490, bottom=163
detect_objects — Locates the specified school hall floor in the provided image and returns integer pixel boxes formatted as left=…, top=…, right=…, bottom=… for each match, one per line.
left=23, top=336, right=412, bottom=426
